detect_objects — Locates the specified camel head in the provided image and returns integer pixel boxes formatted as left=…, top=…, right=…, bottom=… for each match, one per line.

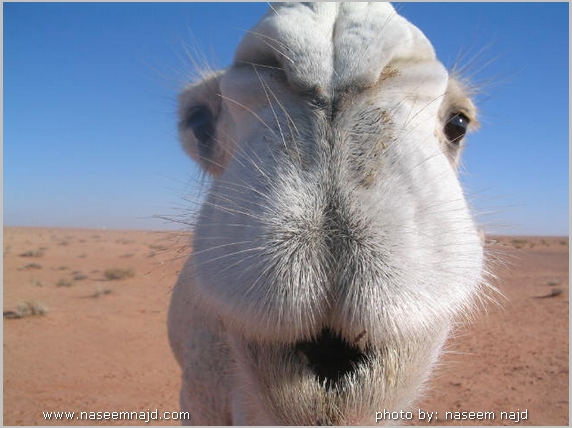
left=170, top=3, right=484, bottom=425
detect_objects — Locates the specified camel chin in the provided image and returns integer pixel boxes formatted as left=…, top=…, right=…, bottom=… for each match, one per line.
left=168, top=3, right=485, bottom=425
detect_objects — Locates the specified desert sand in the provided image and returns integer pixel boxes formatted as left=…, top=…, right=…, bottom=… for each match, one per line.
left=3, top=227, right=569, bottom=425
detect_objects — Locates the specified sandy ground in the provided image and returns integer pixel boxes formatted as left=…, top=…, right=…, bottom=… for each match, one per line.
left=3, top=227, right=569, bottom=426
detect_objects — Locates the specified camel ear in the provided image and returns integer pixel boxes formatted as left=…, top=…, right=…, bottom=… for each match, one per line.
left=178, top=71, right=227, bottom=176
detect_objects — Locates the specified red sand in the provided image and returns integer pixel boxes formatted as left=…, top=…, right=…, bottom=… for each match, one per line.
left=3, top=227, right=568, bottom=425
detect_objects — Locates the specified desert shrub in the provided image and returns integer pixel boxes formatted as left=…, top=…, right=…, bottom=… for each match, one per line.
left=19, top=249, right=45, bottom=257
left=92, top=287, right=112, bottom=298
left=18, top=301, right=47, bottom=316
left=511, top=239, right=528, bottom=249
left=104, top=268, right=134, bottom=280
left=56, top=278, right=73, bottom=287
left=4, top=301, right=47, bottom=319
left=116, top=239, right=135, bottom=245
left=24, top=263, right=42, bottom=270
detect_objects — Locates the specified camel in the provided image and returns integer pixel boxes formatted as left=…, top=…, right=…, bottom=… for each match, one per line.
left=168, top=3, right=488, bottom=425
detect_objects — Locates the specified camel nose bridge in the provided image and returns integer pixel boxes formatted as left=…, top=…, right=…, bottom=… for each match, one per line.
left=322, top=187, right=353, bottom=245
left=305, top=173, right=361, bottom=281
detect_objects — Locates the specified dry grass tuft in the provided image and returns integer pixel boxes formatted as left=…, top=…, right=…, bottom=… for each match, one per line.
left=91, top=287, right=113, bottom=298
left=4, top=301, right=47, bottom=319
left=23, top=263, right=42, bottom=270
left=19, top=249, right=45, bottom=258
left=104, top=268, right=135, bottom=281
left=56, top=278, right=73, bottom=287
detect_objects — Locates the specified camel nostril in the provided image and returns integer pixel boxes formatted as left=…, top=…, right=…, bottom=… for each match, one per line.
left=295, top=328, right=368, bottom=389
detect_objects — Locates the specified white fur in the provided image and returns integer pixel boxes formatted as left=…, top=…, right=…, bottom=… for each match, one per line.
left=169, top=3, right=485, bottom=425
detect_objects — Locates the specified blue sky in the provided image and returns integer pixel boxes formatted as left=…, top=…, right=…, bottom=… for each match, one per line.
left=4, top=2, right=569, bottom=236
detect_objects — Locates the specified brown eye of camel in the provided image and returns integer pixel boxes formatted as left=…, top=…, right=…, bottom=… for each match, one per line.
left=186, top=106, right=215, bottom=160
left=444, top=112, right=470, bottom=144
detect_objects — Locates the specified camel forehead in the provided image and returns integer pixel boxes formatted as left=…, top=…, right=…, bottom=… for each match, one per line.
left=235, top=3, right=437, bottom=93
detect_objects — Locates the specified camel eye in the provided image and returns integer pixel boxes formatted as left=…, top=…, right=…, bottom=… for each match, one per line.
left=444, top=112, right=470, bottom=144
left=186, top=106, right=215, bottom=159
